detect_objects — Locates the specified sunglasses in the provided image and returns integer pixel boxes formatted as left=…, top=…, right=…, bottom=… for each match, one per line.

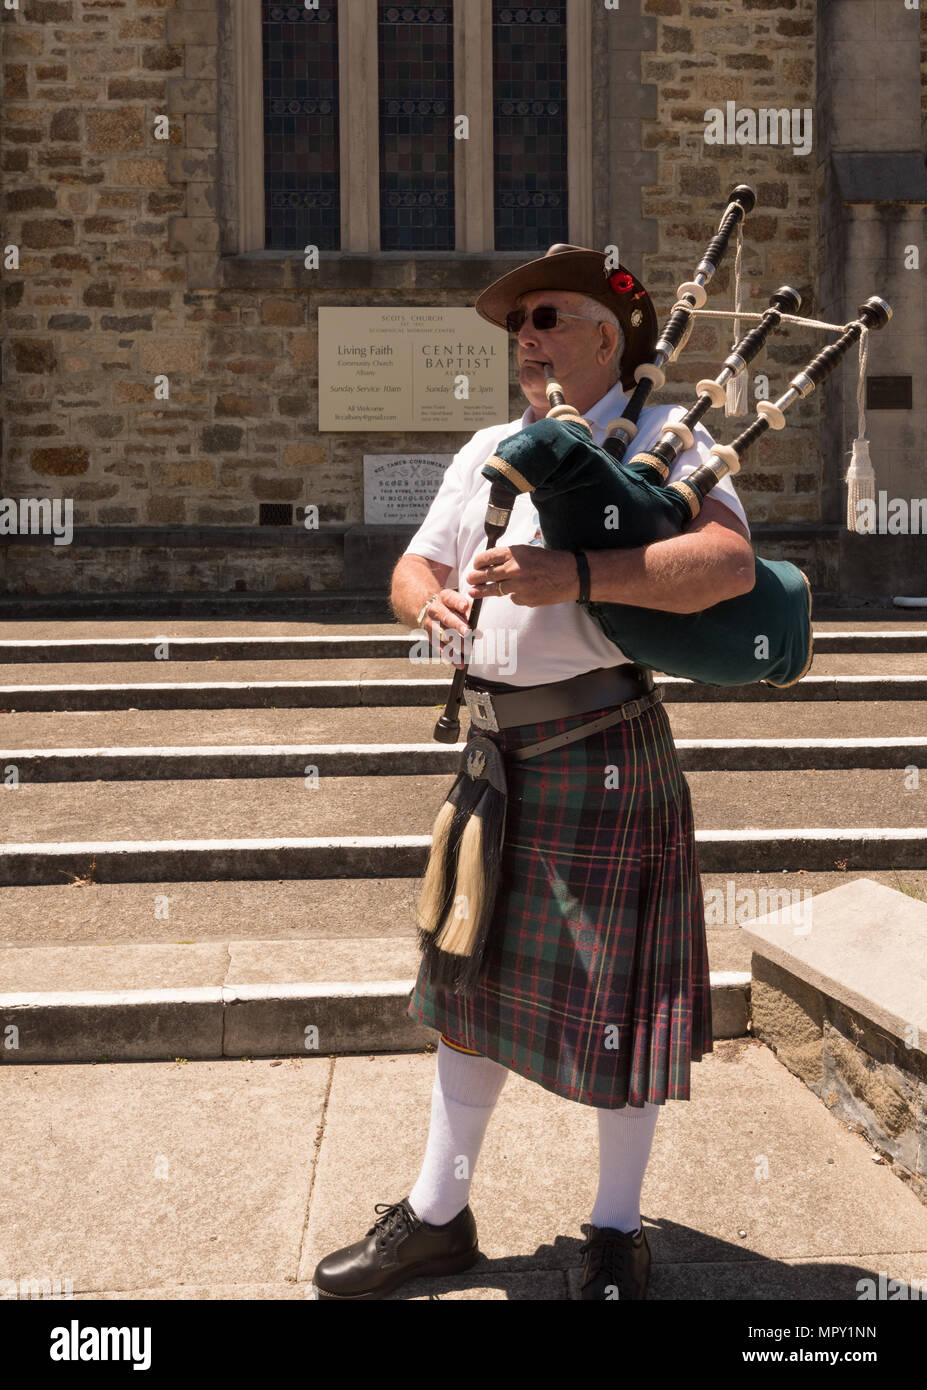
left=505, top=305, right=606, bottom=334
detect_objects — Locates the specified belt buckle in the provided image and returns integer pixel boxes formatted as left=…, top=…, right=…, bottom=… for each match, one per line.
left=463, top=686, right=500, bottom=732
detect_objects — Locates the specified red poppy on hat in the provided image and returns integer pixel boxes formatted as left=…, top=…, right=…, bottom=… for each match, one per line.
left=608, top=270, right=635, bottom=294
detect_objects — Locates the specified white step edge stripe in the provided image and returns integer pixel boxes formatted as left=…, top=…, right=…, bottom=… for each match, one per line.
left=0, top=835, right=435, bottom=853
left=1, top=674, right=925, bottom=694
left=0, top=679, right=450, bottom=693
left=0, top=636, right=407, bottom=649
left=0, top=629, right=923, bottom=650
left=0, top=743, right=463, bottom=758
left=0, top=972, right=750, bottom=1010
left=0, top=829, right=923, bottom=856
left=1, top=737, right=923, bottom=759
left=0, top=980, right=417, bottom=1009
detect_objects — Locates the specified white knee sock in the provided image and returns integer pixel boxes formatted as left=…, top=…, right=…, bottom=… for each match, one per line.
left=408, top=1039, right=509, bottom=1226
left=589, top=1102, right=661, bottom=1235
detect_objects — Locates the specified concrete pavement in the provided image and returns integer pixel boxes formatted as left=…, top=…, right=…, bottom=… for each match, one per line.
left=3, top=1038, right=927, bottom=1301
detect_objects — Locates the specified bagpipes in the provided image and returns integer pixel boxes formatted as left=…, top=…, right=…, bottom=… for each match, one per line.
left=416, top=187, right=891, bottom=994
left=433, top=184, right=892, bottom=743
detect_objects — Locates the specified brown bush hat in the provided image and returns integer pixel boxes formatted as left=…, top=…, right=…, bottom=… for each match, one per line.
left=474, top=243, right=658, bottom=392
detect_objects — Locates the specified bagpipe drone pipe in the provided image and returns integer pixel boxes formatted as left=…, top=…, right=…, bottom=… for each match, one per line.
left=481, top=297, right=888, bottom=689
left=432, top=186, right=892, bottom=742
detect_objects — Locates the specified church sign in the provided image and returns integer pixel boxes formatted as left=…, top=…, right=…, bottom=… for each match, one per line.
left=319, top=307, right=509, bottom=431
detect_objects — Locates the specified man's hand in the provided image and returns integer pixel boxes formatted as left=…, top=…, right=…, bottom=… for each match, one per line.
left=467, top=544, right=579, bottom=607
left=418, top=587, right=475, bottom=669
left=390, top=555, right=477, bottom=670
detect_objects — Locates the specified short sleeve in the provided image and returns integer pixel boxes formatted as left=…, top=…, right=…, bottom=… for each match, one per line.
left=401, top=422, right=510, bottom=574
left=402, top=449, right=467, bottom=571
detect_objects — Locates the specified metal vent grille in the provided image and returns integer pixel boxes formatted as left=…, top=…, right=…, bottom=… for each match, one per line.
left=259, top=503, right=294, bottom=526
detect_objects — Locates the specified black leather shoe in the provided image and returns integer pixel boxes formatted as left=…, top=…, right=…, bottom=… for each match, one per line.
left=311, top=1197, right=480, bottom=1300
left=578, top=1223, right=651, bottom=1300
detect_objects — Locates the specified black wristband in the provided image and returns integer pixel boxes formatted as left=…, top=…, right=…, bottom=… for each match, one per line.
left=573, top=550, right=591, bottom=604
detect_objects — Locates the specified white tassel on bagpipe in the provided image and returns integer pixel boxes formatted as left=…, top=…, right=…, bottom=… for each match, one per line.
left=844, top=327, right=875, bottom=533
left=725, top=221, right=749, bottom=418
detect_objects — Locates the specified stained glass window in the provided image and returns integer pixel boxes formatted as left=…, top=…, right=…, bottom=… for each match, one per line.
left=263, top=2, right=340, bottom=251
left=493, top=3, right=568, bottom=251
left=378, top=4, right=455, bottom=251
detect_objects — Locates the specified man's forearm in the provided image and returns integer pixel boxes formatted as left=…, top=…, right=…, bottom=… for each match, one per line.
left=585, top=530, right=755, bottom=614
left=391, top=569, right=436, bottom=628
left=390, top=557, right=451, bottom=629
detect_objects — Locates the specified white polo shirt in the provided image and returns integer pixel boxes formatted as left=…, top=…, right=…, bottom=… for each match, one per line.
left=403, top=380, right=750, bottom=686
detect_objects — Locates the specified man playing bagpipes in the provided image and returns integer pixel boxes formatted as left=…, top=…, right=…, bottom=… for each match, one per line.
left=311, top=242, right=757, bottom=1302
left=310, top=198, right=888, bottom=1299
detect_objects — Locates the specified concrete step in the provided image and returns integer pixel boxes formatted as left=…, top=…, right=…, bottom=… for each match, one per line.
left=0, top=659, right=435, bottom=685
left=0, top=936, right=436, bottom=1063
left=0, top=653, right=924, bottom=688
left=0, top=705, right=462, bottom=748
left=0, top=876, right=427, bottom=947
left=3, top=870, right=925, bottom=961
left=0, top=621, right=409, bottom=644
left=3, top=673, right=927, bottom=711
left=3, top=736, right=925, bottom=781
left=812, top=631, right=927, bottom=651
left=740, top=879, right=927, bottom=1205
left=4, top=769, right=925, bottom=845
left=1, top=612, right=925, bottom=639
left=2, top=829, right=925, bottom=887
left=0, top=936, right=749, bottom=1063
left=0, top=590, right=394, bottom=622
left=2, top=700, right=924, bottom=748
left=2, top=630, right=927, bottom=661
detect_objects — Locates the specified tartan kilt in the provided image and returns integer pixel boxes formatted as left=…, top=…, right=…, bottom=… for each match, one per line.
left=408, top=688, right=712, bottom=1108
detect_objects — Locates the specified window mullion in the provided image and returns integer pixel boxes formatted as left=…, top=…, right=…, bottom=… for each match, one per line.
left=566, top=0, right=594, bottom=246
left=339, top=0, right=380, bottom=252
left=236, top=0, right=265, bottom=252
left=455, top=0, right=494, bottom=252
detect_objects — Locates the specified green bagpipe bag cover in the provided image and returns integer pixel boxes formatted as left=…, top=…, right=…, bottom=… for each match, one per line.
left=482, top=417, right=814, bottom=688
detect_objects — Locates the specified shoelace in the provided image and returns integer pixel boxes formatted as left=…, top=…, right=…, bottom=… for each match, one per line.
left=578, top=1230, right=641, bottom=1292
left=368, top=1201, right=418, bottom=1250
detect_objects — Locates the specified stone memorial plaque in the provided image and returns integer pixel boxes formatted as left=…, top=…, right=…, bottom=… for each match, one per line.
left=319, top=307, right=509, bottom=431
left=363, top=455, right=453, bottom=525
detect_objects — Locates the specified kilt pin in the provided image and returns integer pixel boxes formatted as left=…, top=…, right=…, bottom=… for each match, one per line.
left=408, top=688, right=712, bottom=1109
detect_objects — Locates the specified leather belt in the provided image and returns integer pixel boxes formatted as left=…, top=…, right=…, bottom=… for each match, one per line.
left=463, top=662, right=654, bottom=732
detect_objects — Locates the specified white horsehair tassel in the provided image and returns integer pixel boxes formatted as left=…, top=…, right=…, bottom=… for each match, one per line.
left=725, top=221, right=749, bottom=417
left=845, top=328, right=875, bottom=533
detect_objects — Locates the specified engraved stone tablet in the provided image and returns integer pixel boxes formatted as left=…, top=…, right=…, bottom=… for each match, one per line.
left=363, top=455, right=454, bottom=525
